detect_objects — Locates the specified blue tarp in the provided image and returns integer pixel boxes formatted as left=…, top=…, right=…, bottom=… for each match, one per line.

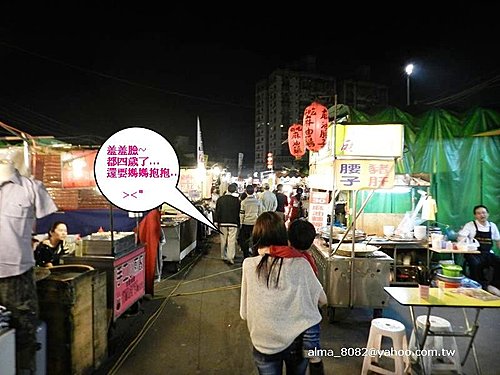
left=36, top=209, right=138, bottom=236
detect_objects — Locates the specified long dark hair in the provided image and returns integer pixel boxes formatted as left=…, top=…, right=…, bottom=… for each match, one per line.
left=48, top=221, right=67, bottom=238
left=252, top=212, right=288, bottom=288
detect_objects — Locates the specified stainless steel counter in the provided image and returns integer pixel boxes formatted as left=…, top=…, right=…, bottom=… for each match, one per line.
left=161, top=217, right=198, bottom=267
left=311, top=239, right=393, bottom=321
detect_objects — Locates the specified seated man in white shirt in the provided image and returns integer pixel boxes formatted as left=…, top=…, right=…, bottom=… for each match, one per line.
left=458, top=205, right=500, bottom=293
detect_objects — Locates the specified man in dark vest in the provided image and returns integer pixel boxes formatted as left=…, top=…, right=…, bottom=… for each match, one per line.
left=459, top=205, right=500, bottom=291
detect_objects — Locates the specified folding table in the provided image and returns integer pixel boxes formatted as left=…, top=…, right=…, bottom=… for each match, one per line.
left=384, top=286, right=500, bottom=375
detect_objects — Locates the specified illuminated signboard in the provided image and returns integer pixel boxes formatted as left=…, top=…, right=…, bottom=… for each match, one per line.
left=334, top=159, right=395, bottom=190
left=335, top=124, right=404, bottom=158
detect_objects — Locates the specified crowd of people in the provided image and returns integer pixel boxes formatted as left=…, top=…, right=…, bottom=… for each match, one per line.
left=213, top=183, right=308, bottom=264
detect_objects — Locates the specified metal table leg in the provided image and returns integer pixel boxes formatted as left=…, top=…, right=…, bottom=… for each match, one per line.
left=409, top=306, right=432, bottom=375
left=461, top=308, right=482, bottom=375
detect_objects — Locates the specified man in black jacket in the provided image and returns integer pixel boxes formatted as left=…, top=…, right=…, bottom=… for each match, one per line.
left=214, top=183, right=241, bottom=265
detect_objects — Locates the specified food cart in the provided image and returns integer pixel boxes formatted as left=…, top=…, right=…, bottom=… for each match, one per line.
left=160, top=212, right=198, bottom=272
left=307, top=123, right=405, bottom=322
left=311, top=239, right=393, bottom=322
left=63, top=231, right=146, bottom=322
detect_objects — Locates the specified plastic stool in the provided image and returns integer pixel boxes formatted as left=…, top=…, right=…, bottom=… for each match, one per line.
left=361, top=318, right=411, bottom=375
left=408, top=315, right=461, bottom=374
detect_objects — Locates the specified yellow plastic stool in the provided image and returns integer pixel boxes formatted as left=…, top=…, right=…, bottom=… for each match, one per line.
left=408, top=315, right=462, bottom=374
left=361, top=318, right=411, bottom=375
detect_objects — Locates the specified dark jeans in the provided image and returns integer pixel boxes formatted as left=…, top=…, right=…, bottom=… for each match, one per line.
left=465, top=251, right=500, bottom=288
left=253, top=335, right=308, bottom=375
left=0, top=268, right=39, bottom=373
left=239, top=224, right=254, bottom=258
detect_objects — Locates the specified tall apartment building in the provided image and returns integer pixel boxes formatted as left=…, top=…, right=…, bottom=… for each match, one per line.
left=254, top=69, right=389, bottom=172
left=254, top=69, right=336, bottom=172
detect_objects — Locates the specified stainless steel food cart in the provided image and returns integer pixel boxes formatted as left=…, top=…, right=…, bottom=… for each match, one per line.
left=311, top=238, right=393, bottom=323
left=161, top=216, right=198, bottom=271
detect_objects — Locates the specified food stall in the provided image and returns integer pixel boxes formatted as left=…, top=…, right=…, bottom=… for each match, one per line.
left=311, top=239, right=393, bottom=322
left=160, top=209, right=198, bottom=272
left=308, top=123, right=405, bottom=321
left=63, top=231, right=145, bottom=322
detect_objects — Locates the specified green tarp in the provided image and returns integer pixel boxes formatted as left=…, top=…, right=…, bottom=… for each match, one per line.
left=343, top=106, right=499, bottom=251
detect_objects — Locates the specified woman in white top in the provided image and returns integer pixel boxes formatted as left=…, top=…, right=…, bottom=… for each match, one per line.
left=240, top=211, right=327, bottom=375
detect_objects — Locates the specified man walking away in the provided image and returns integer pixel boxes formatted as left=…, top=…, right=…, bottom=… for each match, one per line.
left=260, top=183, right=277, bottom=212
left=240, top=185, right=263, bottom=258
left=214, top=183, right=241, bottom=265
left=274, top=184, right=288, bottom=221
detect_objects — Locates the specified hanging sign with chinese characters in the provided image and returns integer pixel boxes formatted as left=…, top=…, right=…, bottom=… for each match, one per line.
left=288, top=123, right=306, bottom=159
left=308, top=190, right=330, bottom=231
left=334, top=159, right=395, bottom=190
left=303, top=102, right=328, bottom=152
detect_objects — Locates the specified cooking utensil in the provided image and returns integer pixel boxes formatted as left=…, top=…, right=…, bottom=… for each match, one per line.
left=333, top=243, right=380, bottom=257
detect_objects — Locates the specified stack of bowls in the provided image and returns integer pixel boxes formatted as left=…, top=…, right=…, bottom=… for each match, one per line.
left=436, top=264, right=463, bottom=288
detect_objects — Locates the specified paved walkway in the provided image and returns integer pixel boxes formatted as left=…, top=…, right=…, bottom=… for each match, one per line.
left=98, top=235, right=500, bottom=375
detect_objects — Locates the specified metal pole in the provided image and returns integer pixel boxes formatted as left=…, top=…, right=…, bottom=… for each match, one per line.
left=329, top=95, right=338, bottom=256
left=349, top=190, right=358, bottom=307
left=406, top=75, right=410, bottom=106
left=109, top=204, right=115, bottom=253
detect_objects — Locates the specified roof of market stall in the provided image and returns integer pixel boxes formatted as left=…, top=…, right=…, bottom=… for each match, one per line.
left=333, top=106, right=499, bottom=235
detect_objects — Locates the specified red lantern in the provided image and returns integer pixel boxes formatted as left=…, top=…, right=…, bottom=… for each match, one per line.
left=303, top=102, right=328, bottom=152
left=266, top=152, right=273, bottom=170
left=288, top=123, right=306, bottom=159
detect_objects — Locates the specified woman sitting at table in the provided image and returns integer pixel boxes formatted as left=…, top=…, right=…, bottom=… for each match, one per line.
left=34, top=221, right=68, bottom=267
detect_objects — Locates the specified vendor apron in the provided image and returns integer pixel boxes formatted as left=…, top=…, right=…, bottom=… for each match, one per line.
left=473, top=222, right=493, bottom=253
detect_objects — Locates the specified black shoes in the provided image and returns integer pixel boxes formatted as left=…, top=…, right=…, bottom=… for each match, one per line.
left=309, top=361, right=325, bottom=375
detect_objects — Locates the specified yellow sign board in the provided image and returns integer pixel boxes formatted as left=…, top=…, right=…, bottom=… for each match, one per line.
left=334, top=159, right=395, bottom=190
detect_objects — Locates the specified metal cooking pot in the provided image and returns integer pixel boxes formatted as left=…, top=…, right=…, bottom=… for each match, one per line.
left=333, top=243, right=380, bottom=257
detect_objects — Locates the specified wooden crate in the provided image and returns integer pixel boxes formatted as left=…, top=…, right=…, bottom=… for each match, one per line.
left=92, top=270, right=108, bottom=369
left=37, top=265, right=108, bottom=374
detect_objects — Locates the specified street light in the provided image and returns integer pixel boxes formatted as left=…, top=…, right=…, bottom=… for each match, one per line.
left=405, top=64, right=414, bottom=106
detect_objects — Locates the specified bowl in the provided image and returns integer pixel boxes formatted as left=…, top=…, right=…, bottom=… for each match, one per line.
left=437, top=280, right=462, bottom=288
left=441, top=264, right=463, bottom=277
left=414, top=225, right=427, bottom=240
left=435, top=272, right=464, bottom=283
left=383, top=225, right=395, bottom=237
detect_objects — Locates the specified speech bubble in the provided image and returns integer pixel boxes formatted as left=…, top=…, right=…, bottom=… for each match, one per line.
left=94, top=127, right=217, bottom=231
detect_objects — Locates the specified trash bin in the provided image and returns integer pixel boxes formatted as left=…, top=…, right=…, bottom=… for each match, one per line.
left=36, top=265, right=107, bottom=374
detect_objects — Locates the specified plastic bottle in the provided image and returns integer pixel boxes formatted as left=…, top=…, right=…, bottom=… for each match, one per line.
left=75, top=234, right=83, bottom=257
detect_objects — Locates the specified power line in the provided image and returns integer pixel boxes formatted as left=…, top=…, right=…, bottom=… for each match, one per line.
left=0, top=40, right=254, bottom=110
left=0, top=97, right=79, bottom=131
left=419, top=71, right=500, bottom=106
left=0, top=101, right=76, bottom=136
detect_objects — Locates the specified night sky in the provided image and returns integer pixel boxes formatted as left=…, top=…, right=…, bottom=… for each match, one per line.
left=1, top=7, right=498, bottom=166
